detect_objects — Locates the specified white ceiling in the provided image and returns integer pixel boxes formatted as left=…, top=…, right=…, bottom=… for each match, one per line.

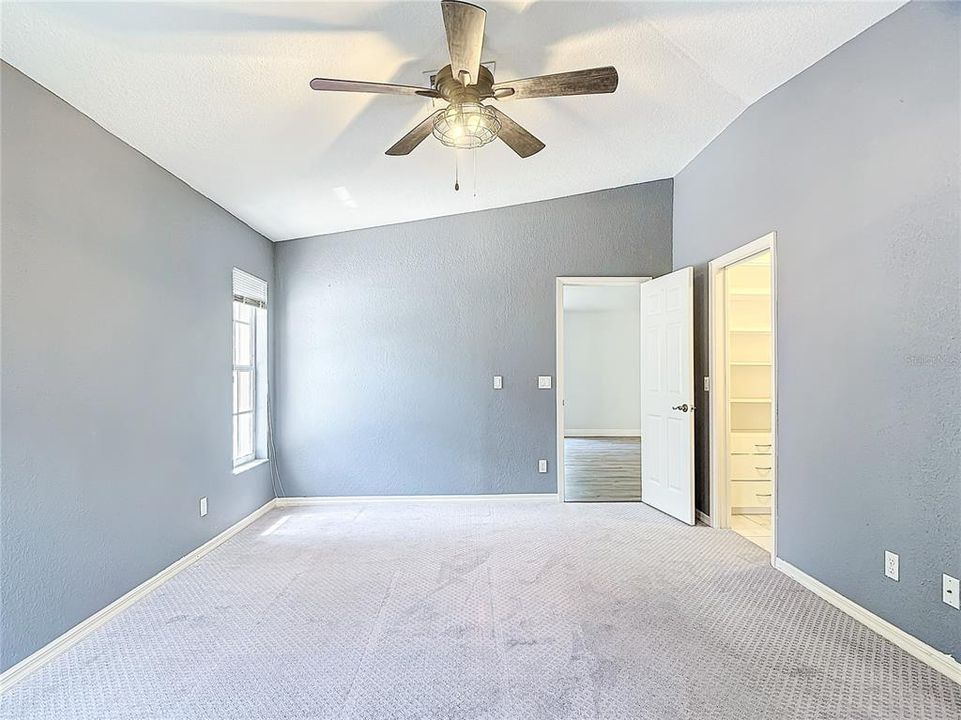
left=1, top=1, right=903, bottom=241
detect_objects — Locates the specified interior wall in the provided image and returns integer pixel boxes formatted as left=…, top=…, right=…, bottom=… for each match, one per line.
left=273, top=181, right=672, bottom=497
left=563, top=289, right=641, bottom=436
left=672, top=2, right=960, bottom=658
left=0, top=62, right=275, bottom=672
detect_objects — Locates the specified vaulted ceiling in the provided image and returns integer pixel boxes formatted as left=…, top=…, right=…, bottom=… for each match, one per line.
left=1, top=1, right=903, bottom=240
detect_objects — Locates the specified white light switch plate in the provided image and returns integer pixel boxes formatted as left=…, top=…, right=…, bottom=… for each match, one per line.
left=884, top=551, right=899, bottom=582
left=493, top=375, right=503, bottom=390
left=538, top=459, right=548, bottom=473
left=200, top=497, right=208, bottom=517
left=943, top=574, right=960, bottom=609
left=537, top=375, right=552, bottom=389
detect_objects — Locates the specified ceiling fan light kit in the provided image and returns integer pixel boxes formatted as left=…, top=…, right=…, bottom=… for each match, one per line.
left=432, top=102, right=500, bottom=149
left=309, top=0, right=618, bottom=160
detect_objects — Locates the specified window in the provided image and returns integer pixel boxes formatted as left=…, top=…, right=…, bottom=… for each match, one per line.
left=232, top=301, right=257, bottom=465
left=232, top=269, right=267, bottom=468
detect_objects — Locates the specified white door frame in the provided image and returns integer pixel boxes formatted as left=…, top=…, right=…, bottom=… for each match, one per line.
left=555, top=277, right=651, bottom=502
left=707, top=232, right=778, bottom=561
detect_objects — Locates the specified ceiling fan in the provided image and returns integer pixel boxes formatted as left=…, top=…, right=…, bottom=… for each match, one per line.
left=309, top=0, right=618, bottom=159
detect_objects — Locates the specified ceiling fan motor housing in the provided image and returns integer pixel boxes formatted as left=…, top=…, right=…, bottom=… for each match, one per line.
left=434, top=64, right=495, bottom=103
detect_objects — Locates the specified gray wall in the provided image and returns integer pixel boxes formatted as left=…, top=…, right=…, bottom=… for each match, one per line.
left=274, top=181, right=672, bottom=497
left=0, top=62, right=275, bottom=672
left=673, top=2, right=960, bottom=658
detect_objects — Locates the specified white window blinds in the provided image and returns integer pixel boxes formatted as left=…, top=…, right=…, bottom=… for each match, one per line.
left=233, top=268, right=267, bottom=308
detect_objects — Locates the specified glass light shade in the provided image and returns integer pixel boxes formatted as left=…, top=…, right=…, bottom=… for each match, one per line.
left=432, top=102, right=501, bottom=149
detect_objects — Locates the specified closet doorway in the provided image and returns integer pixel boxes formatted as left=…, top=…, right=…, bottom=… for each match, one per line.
left=555, top=277, right=650, bottom=502
left=708, top=234, right=777, bottom=556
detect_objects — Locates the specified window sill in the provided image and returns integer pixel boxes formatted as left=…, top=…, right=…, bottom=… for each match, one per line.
left=233, top=458, right=269, bottom=475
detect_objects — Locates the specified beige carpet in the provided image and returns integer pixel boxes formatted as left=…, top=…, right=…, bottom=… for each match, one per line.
left=2, top=500, right=959, bottom=719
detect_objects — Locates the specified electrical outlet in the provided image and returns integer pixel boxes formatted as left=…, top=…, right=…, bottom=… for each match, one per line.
left=703, top=376, right=710, bottom=392
left=884, top=551, right=899, bottom=582
left=537, top=375, right=552, bottom=389
left=199, top=497, right=208, bottom=517
left=537, top=459, right=548, bottom=473
left=943, top=574, right=960, bottom=610
left=493, top=375, right=503, bottom=390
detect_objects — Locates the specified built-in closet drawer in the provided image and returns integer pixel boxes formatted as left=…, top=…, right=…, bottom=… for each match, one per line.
left=729, top=433, right=772, bottom=455
left=728, top=455, right=774, bottom=481
left=730, top=481, right=772, bottom=508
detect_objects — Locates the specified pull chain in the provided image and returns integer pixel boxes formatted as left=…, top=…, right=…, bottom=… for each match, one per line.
left=454, top=152, right=459, bottom=192
left=472, top=147, right=477, bottom=198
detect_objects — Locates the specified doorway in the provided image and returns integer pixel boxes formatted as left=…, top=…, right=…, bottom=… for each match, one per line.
left=555, top=278, right=648, bottom=502
left=556, top=270, right=697, bottom=524
left=709, top=234, right=777, bottom=557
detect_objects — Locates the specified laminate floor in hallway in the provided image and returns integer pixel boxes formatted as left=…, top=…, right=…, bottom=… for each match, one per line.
left=563, top=436, right=641, bottom=502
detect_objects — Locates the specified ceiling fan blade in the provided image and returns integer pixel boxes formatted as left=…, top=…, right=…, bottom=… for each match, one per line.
left=441, top=0, right=486, bottom=86
left=310, top=78, right=440, bottom=98
left=385, top=113, right=439, bottom=156
left=491, top=66, right=618, bottom=100
left=490, top=107, right=544, bottom=158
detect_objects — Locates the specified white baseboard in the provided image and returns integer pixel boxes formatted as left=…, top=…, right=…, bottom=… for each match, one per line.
left=0, top=498, right=277, bottom=694
left=774, top=558, right=961, bottom=685
left=565, top=429, right=641, bottom=438
left=695, top=510, right=712, bottom=527
left=276, top=493, right=559, bottom=507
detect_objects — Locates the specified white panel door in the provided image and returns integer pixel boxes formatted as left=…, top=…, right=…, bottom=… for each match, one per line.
left=640, top=267, right=695, bottom=525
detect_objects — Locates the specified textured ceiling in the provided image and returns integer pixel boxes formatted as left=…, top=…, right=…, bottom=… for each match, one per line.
left=1, top=1, right=903, bottom=241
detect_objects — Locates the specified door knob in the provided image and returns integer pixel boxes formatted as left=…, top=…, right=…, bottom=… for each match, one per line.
left=672, top=403, right=692, bottom=412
